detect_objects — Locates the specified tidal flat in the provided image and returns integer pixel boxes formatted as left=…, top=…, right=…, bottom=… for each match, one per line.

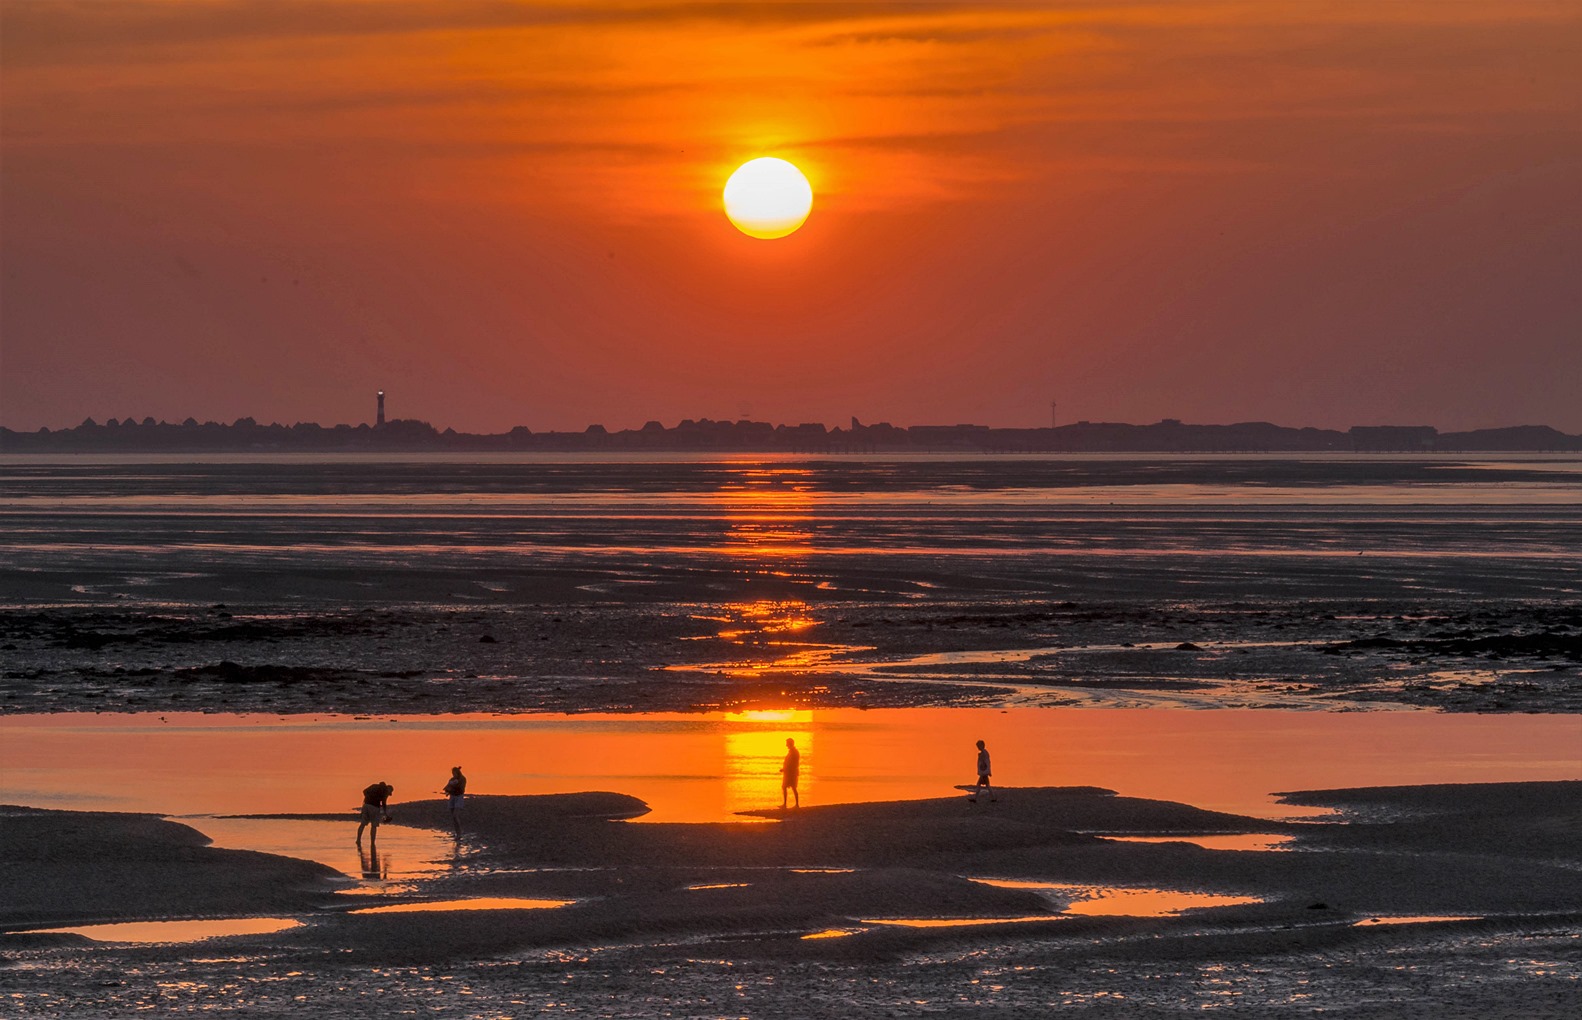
left=1, top=454, right=1579, bottom=1016
left=2, top=454, right=1579, bottom=716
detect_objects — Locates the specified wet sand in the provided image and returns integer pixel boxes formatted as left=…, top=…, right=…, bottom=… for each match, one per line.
left=2, top=782, right=1578, bottom=1017
left=3, top=454, right=1580, bottom=717
left=4, top=595, right=1580, bottom=717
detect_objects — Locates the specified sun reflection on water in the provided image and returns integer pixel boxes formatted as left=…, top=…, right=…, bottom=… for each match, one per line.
left=699, top=598, right=853, bottom=678
left=723, top=709, right=813, bottom=811
left=350, top=897, right=573, bottom=914
left=714, top=599, right=819, bottom=643
left=23, top=918, right=301, bottom=944
left=970, top=880, right=1262, bottom=916
left=718, top=470, right=818, bottom=559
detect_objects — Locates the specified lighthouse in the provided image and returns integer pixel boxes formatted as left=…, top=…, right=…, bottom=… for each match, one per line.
left=376, top=390, right=385, bottom=428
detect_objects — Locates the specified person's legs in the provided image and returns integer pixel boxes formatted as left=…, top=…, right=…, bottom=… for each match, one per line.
left=790, top=784, right=799, bottom=808
left=363, top=803, right=383, bottom=845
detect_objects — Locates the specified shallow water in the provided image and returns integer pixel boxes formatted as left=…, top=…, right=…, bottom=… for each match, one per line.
left=21, top=917, right=302, bottom=944
left=4, top=453, right=1579, bottom=723
left=1354, top=915, right=1482, bottom=926
left=850, top=883, right=1264, bottom=929
left=4, top=454, right=1579, bottom=608
left=188, top=816, right=462, bottom=883
left=2, top=708, right=1576, bottom=836
left=348, top=897, right=574, bottom=914
left=952, top=881, right=1263, bottom=916
left=1101, top=833, right=1294, bottom=851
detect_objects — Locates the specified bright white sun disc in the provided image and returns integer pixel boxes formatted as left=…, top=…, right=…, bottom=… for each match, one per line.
left=723, top=157, right=813, bottom=239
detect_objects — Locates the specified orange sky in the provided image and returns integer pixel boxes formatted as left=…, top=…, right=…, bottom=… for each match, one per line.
left=2, top=1, right=1578, bottom=432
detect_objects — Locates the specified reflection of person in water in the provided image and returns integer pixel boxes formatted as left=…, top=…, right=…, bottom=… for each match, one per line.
left=781, top=738, right=800, bottom=809
left=356, top=780, right=394, bottom=845
left=969, top=740, right=996, bottom=803
left=442, top=766, right=467, bottom=836
left=359, top=846, right=386, bottom=881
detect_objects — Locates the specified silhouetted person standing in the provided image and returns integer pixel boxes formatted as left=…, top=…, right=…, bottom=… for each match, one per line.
left=356, top=780, right=394, bottom=845
left=781, top=738, right=800, bottom=809
left=442, top=765, right=467, bottom=836
left=970, top=740, right=996, bottom=803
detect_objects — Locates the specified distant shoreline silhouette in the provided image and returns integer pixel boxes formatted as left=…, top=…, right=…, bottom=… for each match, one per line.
left=4, top=417, right=1577, bottom=454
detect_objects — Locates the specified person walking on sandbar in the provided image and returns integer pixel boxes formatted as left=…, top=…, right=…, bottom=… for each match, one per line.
left=969, top=740, right=996, bottom=803
left=356, top=780, right=394, bottom=845
left=781, top=738, right=801, bottom=809
left=442, top=765, right=467, bottom=836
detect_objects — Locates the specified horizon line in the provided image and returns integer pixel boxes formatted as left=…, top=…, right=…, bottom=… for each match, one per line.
left=5, top=415, right=1580, bottom=438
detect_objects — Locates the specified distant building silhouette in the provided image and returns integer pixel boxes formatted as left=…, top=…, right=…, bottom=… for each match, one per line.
left=376, top=390, right=385, bottom=428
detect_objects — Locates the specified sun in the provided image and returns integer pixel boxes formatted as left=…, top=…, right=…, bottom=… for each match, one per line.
left=723, top=157, right=813, bottom=239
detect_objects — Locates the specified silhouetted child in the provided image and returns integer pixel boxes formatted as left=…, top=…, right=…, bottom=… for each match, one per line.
left=442, top=766, right=467, bottom=836
left=781, top=738, right=800, bottom=809
left=970, top=740, right=996, bottom=803
left=356, top=780, right=394, bottom=844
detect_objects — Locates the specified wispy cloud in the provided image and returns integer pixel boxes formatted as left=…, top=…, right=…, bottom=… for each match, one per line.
left=3, top=0, right=1575, bottom=212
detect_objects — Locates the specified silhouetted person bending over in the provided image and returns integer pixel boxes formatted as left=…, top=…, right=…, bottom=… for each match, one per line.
left=970, top=740, right=996, bottom=803
left=781, top=738, right=800, bottom=809
left=442, top=766, right=467, bottom=836
left=356, top=780, right=394, bottom=845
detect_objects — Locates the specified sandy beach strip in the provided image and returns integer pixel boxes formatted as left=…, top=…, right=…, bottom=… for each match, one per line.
left=0, top=807, right=342, bottom=936
left=2, top=782, right=1579, bottom=1016
left=5, top=782, right=1578, bottom=941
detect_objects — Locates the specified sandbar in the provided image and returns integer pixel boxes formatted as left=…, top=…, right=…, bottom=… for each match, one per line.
left=3, top=781, right=1578, bottom=1016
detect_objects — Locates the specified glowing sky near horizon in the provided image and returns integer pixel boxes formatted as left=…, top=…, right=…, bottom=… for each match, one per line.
left=0, top=1, right=1577, bottom=432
